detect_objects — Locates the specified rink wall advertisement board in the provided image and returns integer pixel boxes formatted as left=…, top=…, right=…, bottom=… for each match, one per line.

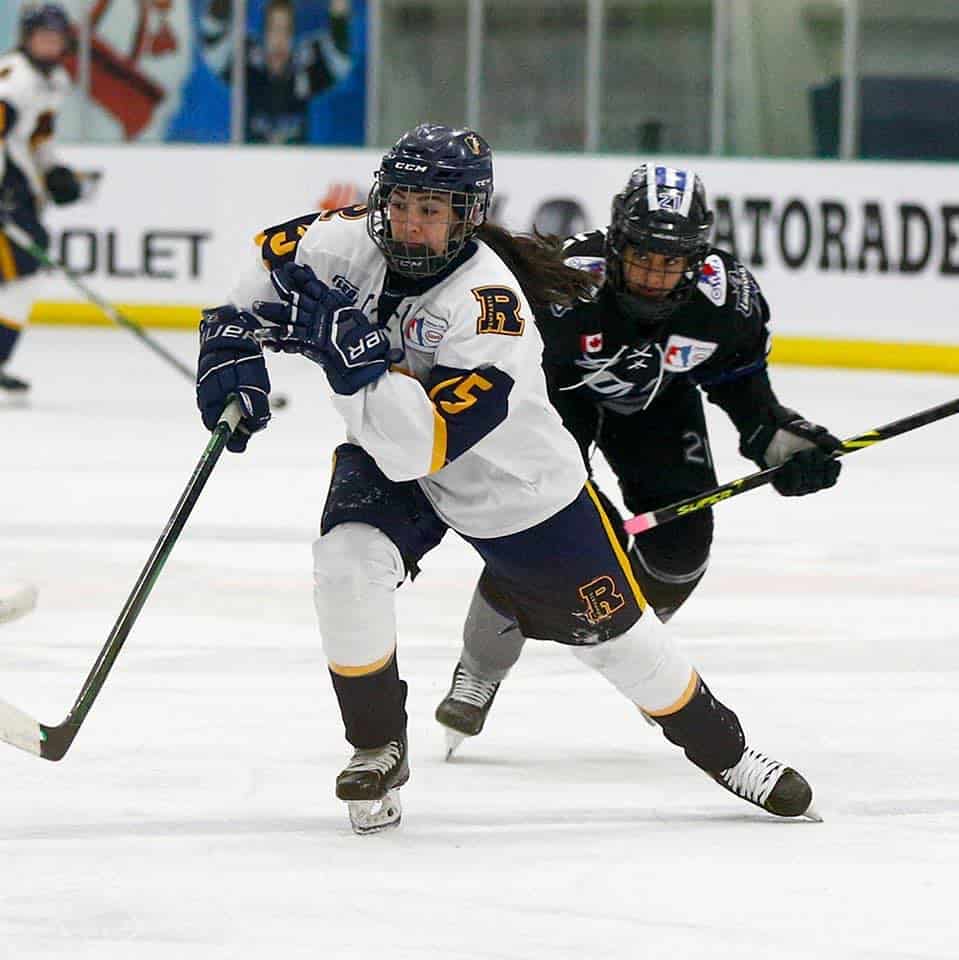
left=34, top=144, right=959, bottom=368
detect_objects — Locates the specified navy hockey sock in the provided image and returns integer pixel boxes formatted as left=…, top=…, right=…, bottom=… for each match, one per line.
left=330, top=652, right=408, bottom=749
left=653, top=677, right=745, bottom=772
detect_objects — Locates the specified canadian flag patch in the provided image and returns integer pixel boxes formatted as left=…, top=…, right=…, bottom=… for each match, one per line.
left=580, top=332, right=603, bottom=353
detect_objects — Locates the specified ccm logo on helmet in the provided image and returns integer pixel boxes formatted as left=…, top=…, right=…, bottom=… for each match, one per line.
left=395, top=162, right=429, bottom=172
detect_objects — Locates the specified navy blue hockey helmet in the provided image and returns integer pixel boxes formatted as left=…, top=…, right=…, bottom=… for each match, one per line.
left=368, top=122, right=494, bottom=278
left=20, top=3, right=71, bottom=39
left=606, top=164, right=714, bottom=323
left=19, top=3, right=72, bottom=68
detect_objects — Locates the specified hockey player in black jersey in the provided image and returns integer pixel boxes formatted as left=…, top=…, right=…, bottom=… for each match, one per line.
left=437, top=163, right=839, bottom=817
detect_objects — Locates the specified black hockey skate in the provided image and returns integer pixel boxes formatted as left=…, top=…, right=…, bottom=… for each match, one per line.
left=336, top=735, right=409, bottom=835
left=711, top=746, right=821, bottom=821
left=435, top=661, right=501, bottom=760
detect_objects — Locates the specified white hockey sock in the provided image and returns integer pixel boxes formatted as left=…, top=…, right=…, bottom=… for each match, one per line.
left=313, top=523, right=404, bottom=670
left=0, top=273, right=44, bottom=329
left=571, top=620, right=696, bottom=714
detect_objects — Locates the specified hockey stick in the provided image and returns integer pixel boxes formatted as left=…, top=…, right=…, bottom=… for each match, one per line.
left=624, top=396, right=959, bottom=535
left=0, top=399, right=243, bottom=761
left=0, top=219, right=289, bottom=409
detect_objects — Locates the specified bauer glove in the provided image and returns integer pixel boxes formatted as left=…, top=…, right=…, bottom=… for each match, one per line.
left=255, top=262, right=393, bottom=396
left=197, top=305, right=271, bottom=452
left=45, top=166, right=82, bottom=206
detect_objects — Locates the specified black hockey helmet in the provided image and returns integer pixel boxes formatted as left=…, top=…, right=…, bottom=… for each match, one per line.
left=605, top=164, right=714, bottom=323
left=19, top=3, right=72, bottom=69
left=368, top=122, right=493, bottom=278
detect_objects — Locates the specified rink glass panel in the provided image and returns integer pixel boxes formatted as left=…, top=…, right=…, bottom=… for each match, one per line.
left=479, top=0, right=587, bottom=152
left=376, top=0, right=468, bottom=146
left=855, top=0, right=959, bottom=160
left=600, top=0, right=711, bottom=155
left=718, top=0, right=843, bottom=159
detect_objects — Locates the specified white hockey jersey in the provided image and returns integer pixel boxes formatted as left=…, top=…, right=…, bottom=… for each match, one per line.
left=0, top=50, right=71, bottom=204
left=231, top=207, right=587, bottom=539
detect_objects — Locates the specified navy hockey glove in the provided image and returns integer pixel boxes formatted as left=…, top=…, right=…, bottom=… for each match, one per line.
left=741, top=410, right=842, bottom=497
left=197, top=305, right=271, bottom=452
left=45, top=166, right=82, bottom=206
left=255, top=262, right=392, bottom=396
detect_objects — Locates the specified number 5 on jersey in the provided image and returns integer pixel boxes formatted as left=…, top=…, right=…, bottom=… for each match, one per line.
left=426, top=365, right=515, bottom=471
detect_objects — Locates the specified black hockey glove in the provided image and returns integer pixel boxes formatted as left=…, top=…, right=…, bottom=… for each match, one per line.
left=197, top=305, right=271, bottom=452
left=45, top=166, right=82, bottom=206
left=255, top=262, right=392, bottom=396
left=741, top=409, right=842, bottom=497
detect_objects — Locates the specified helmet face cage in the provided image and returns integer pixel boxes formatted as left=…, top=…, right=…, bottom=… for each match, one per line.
left=605, top=165, right=714, bottom=322
left=368, top=177, right=488, bottom=279
left=367, top=122, right=493, bottom=279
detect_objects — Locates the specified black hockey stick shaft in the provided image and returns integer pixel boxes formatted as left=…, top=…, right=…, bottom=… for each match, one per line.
left=623, top=396, right=959, bottom=536
left=0, top=400, right=242, bottom=761
left=2, top=219, right=197, bottom=380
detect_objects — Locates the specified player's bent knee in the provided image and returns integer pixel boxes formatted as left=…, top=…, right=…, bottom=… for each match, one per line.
left=313, top=523, right=403, bottom=667
left=571, top=622, right=695, bottom=714
left=635, top=508, right=713, bottom=575
left=313, top=522, right=404, bottom=592
left=629, top=510, right=713, bottom=621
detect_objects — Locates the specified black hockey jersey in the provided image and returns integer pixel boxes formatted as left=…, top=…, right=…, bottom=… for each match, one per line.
left=538, top=230, right=785, bottom=455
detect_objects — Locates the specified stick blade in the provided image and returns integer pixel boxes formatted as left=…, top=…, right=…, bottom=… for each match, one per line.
left=0, top=581, right=37, bottom=625
left=0, top=698, right=44, bottom=756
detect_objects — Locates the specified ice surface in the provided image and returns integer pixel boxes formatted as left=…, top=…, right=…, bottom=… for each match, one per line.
left=2, top=327, right=958, bottom=959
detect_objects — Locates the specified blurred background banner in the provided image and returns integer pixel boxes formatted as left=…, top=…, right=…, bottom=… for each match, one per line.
left=8, top=1, right=368, bottom=144
left=37, top=144, right=959, bottom=348
left=1, top=1, right=957, bottom=156
left=4, top=0, right=959, bottom=365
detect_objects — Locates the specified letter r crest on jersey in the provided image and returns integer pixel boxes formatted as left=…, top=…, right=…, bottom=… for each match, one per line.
left=472, top=286, right=526, bottom=336
left=578, top=576, right=626, bottom=624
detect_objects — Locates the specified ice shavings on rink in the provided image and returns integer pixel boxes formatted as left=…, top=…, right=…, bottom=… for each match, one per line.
left=2, top=327, right=958, bottom=959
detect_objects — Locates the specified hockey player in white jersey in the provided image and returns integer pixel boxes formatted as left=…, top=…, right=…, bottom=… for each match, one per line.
left=196, top=123, right=818, bottom=833
left=0, top=4, right=81, bottom=398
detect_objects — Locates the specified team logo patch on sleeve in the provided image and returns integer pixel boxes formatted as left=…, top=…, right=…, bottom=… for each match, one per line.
left=696, top=254, right=727, bottom=306
left=404, top=311, right=449, bottom=352
left=663, top=335, right=718, bottom=372
left=472, top=286, right=526, bottom=336
left=564, top=256, right=607, bottom=284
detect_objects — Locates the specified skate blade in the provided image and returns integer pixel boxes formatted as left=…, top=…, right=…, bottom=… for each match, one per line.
left=443, top=728, right=466, bottom=761
left=637, top=707, right=657, bottom=728
left=802, top=804, right=824, bottom=823
left=346, top=790, right=403, bottom=835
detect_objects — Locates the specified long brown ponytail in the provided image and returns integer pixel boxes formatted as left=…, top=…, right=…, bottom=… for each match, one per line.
left=475, top=222, right=594, bottom=312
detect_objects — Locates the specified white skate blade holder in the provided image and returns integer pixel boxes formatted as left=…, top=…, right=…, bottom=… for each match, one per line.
left=347, top=790, right=403, bottom=835
left=0, top=582, right=38, bottom=625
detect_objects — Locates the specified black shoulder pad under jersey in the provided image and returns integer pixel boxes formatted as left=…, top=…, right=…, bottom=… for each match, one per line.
left=562, top=229, right=606, bottom=259
left=255, top=211, right=322, bottom=270
left=0, top=99, right=19, bottom=137
left=255, top=204, right=370, bottom=271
